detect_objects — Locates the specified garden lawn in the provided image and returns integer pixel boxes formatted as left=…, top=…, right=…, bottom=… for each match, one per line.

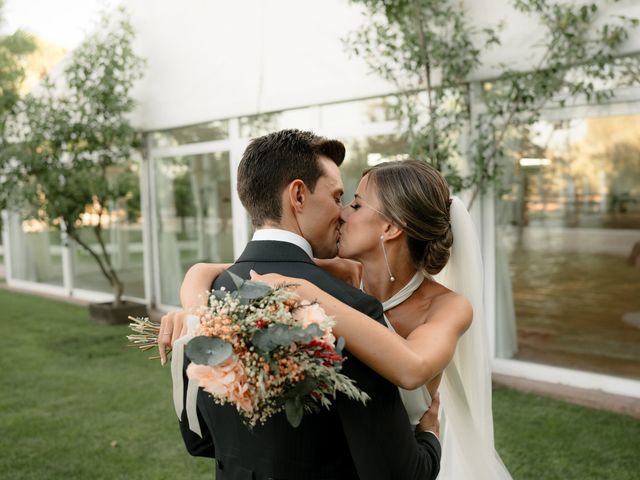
left=0, top=289, right=211, bottom=480
left=1, top=289, right=639, bottom=479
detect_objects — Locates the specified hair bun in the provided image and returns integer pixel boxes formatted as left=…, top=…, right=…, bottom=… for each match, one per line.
left=419, top=225, right=453, bottom=275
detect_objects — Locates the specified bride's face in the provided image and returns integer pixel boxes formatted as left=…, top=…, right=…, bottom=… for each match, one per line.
left=338, top=175, right=389, bottom=260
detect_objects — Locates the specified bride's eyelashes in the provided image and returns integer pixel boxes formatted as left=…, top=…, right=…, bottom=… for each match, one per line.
left=349, top=202, right=361, bottom=210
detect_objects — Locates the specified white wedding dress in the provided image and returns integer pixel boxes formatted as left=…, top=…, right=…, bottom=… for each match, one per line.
left=377, top=197, right=512, bottom=480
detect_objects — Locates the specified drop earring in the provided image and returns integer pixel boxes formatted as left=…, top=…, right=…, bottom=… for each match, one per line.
left=380, top=235, right=395, bottom=282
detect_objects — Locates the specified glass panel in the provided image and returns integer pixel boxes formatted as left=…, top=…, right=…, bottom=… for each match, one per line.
left=340, top=134, right=410, bottom=202
left=239, top=106, right=320, bottom=139
left=150, top=120, right=229, bottom=148
left=239, top=112, right=282, bottom=138
left=320, top=96, right=401, bottom=130
left=71, top=227, right=145, bottom=298
left=7, top=214, right=64, bottom=287
left=239, top=98, right=400, bottom=140
left=71, top=163, right=145, bottom=298
left=496, top=114, right=640, bottom=379
left=154, top=152, right=234, bottom=305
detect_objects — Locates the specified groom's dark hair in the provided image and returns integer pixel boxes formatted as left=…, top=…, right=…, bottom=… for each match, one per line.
left=237, top=129, right=345, bottom=226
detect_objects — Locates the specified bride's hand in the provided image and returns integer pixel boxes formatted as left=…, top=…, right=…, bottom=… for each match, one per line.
left=249, top=271, right=317, bottom=298
left=249, top=270, right=302, bottom=287
left=158, top=309, right=191, bottom=365
left=314, top=257, right=362, bottom=287
left=416, top=392, right=440, bottom=438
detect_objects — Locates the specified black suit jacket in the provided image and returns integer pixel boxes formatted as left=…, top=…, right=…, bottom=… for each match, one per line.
left=180, top=241, right=441, bottom=480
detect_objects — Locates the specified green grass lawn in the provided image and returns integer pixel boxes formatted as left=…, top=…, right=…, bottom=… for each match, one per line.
left=1, top=289, right=639, bottom=479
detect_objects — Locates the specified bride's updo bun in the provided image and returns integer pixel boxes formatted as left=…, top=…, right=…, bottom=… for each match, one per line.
left=364, top=160, right=453, bottom=275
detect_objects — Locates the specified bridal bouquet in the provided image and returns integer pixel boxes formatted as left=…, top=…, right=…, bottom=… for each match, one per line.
left=129, top=272, right=369, bottom=428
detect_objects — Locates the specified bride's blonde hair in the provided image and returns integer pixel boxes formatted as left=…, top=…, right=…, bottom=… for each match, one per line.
left=363, top=160, right=453, bottom=275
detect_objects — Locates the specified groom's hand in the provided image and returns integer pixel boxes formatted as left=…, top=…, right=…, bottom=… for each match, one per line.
left=416, top=392, right=440, bottom=438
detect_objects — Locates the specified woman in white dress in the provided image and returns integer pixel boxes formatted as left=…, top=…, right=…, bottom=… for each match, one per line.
left=164, top=160, right=511, bottom=479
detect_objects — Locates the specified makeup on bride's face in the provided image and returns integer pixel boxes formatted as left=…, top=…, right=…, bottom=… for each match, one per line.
left=338, top=176, right=388, bottom=259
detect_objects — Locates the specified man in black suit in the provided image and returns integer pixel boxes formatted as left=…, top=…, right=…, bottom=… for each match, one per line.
left=178, top=129, right=441, bottom=479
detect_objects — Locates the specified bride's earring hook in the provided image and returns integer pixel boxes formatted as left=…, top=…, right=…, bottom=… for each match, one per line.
left=380, top=235, right=395, bottom=282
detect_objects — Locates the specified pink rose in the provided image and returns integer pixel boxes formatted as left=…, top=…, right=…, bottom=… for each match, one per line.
left=187, top=357, right=253, bottom=412
left=296, top=303, right=327, bottom=327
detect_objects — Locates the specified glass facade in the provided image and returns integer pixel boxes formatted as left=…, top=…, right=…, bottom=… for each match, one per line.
left=71, top=225, right=145, bottom=299
left=5, top=85, right=640, bottom=388
left=70, top=162, right=145, bottom=298
left=7, top=216, right=64, bottom=287
left=153, top=151, right=234, bottom=305
left=150, top=120, right=229, bottom=148
left=495, top=114, right=640, bottom=379
left=340, top=134, right=409, bottom=201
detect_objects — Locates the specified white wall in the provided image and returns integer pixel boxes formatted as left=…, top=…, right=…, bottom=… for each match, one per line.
left=126, top=0, right=393, bottom=131
left=125, top=0, right=640, bottom=131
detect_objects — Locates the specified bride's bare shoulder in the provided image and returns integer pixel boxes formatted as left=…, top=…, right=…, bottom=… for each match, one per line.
left=416, top=280, right=473, bottom=329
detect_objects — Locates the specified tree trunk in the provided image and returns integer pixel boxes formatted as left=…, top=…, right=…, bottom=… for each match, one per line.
left=68, top=227, right=125, bottom=307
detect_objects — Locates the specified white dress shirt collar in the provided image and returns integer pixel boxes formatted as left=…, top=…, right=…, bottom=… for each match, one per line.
left=251, top=228, right=314, bottom=259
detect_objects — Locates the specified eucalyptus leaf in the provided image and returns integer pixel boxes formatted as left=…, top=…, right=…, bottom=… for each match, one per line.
left=283, top=377, right=318, bottom=399
left=252, top=323, right=324, bottom=353
left=211, top=290, right=229, bottom=301
left=237, top=281, right=272, bottom=304
left=224, top=271, right=272, bottom=304
left=227, top=271, right=246, bottom=290
left=285, top=397, right=304, bottom=428
left=185, top=336, right=233, bottom=366
left=336, top=336, right=346, bottom=355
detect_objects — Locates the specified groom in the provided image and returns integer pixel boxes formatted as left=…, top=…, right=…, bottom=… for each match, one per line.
left=176, top=129, right=441, bottom=479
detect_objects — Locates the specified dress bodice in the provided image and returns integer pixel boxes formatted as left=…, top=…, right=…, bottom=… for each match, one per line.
left=379, top=272, right=432, bottom=426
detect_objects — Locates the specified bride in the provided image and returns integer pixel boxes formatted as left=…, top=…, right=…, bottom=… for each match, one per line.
left=161, top=160, right=511, bottom=479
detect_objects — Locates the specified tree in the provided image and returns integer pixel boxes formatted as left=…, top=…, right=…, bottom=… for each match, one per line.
left=347, top=0, right=640, bottom=208
left=0, top=6, right=145, bottom=306
left=0, top=0, right=36, bottom=134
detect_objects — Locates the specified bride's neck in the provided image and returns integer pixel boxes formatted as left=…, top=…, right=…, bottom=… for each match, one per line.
left=361, top=247, right=417, bottom=303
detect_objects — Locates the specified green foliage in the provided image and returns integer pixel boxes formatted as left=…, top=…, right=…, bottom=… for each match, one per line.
left=347, top=0, right=640, bottom=207
left=185, top=336, right=233, bottom=366
left=0, top=0, right=36, bottom=133
left=0, top=6, right=145, bottom=304
left=252, top=323, right=324, bottom=353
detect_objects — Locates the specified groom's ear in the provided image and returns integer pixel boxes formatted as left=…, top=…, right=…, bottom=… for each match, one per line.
left=286, top=179, right=308, bottom=212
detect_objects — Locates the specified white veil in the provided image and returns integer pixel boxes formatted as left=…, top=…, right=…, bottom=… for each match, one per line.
left=432, top=196, right=512, bottom=479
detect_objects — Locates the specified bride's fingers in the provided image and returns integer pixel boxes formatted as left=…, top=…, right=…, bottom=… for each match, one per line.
left=417, top=392, right=440, bottom=436
left=170, top=311, right=186, bottom=347
left=158, top=312, right=174, bottom=366
left=250, top=270, right=281, bottom=285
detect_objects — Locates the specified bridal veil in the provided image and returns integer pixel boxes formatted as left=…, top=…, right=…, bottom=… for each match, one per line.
left=433, top=196, right=512, bottom=479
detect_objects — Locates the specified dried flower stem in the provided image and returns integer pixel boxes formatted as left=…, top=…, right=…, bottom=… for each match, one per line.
left=127, top=316, right=170, bottom=360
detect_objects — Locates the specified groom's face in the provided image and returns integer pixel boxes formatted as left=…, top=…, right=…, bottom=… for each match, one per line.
left=298, top=156, right=344, bottom=259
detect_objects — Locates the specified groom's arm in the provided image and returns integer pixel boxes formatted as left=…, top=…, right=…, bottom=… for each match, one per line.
left=336, top=296, right=441, bottom=480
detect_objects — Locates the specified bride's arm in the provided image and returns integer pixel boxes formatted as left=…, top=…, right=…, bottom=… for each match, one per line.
left=179, top=262, right=232, bottom=308
left=253, top=272, right=471, bottom=390
left=313, top=257, right=363, bottom=288
left=157, top=262, right=230, bottom=364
